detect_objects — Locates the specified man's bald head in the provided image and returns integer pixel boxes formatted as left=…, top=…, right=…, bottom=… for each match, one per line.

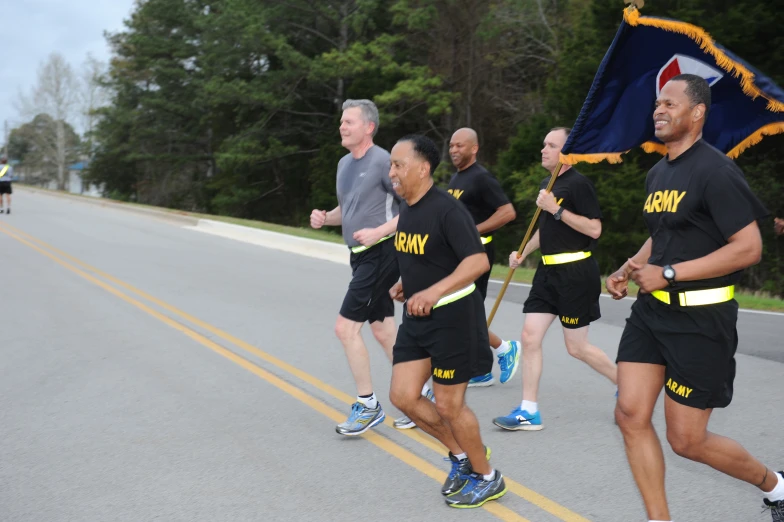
left=449, top=127, right=479, bottom=171
left=452, top=128, right=478, bottom=146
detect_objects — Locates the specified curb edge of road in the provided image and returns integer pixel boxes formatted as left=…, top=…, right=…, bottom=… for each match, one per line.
left=18, top=185, right=783, bottom=317
left=17, top=184, right=350, bottom=264
left=189, top=218, right=351, bottom=267
left=17, top=185, right=200, bottom=226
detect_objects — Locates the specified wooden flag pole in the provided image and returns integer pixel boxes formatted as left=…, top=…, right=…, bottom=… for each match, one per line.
left=486, top=160, right=563, bottom=328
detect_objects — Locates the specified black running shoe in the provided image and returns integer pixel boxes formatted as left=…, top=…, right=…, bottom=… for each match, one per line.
left=441, top=446, right=491, bottom=496
left=765, top=498, right=784, bottom=522
left=445, top=470, right=507, bottom=508
left=765, top=472, right=784, bottom=522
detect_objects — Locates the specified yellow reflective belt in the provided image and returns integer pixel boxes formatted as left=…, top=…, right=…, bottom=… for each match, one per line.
left=0, top=165, right=8, bottom=178
left=433, top=283, right=476, bottom=309
left=480, top=235, right=493, bottom=245
left=350, top=234, right=394, bottom=254
left=651, top=285, right=735, bottom=307
left=541, top=251, right=591, bottom=265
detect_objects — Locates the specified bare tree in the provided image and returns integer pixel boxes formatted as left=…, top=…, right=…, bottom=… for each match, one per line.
left=80, top=53, right=111, bottom=155
left=17, top=52, right=80, bottom=190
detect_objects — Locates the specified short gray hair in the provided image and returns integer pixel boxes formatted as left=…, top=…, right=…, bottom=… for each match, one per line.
left=342, top=99, right=380, bottom=137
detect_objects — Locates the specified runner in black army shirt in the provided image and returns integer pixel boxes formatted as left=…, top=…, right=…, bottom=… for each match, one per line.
left=493, top=127, right=618, bottom=432
left=387, top=134, right=507, bottom=509
left=607, top=74, right=783, bottom=522
left=446, top=128, right=521, bottom=389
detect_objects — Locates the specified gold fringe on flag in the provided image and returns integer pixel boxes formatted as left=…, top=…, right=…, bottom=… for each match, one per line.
left=640, top=142, right=667, bottom=155
left=726, top=122, right=784, bottom=158
left=559, top=152, right=626, bottom=165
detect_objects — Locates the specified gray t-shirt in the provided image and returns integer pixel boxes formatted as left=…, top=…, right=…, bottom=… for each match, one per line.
left=336, top=145, right=399, bottom=247
left=0, top=164, right=12, bottom=182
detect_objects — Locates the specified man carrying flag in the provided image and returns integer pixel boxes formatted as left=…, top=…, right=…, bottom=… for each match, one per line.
left=486, top=4, right=784, bottom=518
left=607, top=74, right=783, bottom=522
left=492, top=127, right=618, bottom=432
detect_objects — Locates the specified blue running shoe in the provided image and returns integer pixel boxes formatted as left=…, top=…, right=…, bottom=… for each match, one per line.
left=492, top=407, right=542, bottom=431
left=467, top=372, right=494, bottom=388
left=335, top=401, right=385, bottom=436
left=498, top=341, right=521, bottom=384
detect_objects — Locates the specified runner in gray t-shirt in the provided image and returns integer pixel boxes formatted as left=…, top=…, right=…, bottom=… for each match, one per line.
left=335, top=144, right=397, bottom=248
left=310, top=99, right=433, bottom=436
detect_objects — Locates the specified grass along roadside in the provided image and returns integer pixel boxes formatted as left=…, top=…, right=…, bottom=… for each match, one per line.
left=141, top=204, right=784, bottom=313
left=489, top=265, right=784, bottom=313
left=21, top=185, right=784, bottom=313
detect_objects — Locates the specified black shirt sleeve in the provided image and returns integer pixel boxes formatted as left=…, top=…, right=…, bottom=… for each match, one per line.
left=571, top=177, right=603, bottom=220
left=702, top=164, right=769, bottom=241
left=443, top=205, right=486, bottom=261
left=480, top=174, right=511, bottom=211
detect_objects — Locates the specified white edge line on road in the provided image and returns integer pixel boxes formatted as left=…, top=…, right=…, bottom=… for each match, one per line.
left=488, top=280, right=784, bottom=317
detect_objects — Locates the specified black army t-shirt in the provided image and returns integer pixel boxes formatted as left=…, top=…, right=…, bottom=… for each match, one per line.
left=395, top=185, right=486, bottom=296
left=537, top=169, right=603, bottom=255
left=643, top=139, right=768, bottom=292
left=446, top=163, right=510, bottom=226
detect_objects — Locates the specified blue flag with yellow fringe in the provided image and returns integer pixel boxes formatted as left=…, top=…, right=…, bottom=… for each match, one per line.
left=559, top=5, right=784, bottom=165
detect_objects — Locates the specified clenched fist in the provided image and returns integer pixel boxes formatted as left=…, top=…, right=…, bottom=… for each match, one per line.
left=310, top=209, right=327, bottom=229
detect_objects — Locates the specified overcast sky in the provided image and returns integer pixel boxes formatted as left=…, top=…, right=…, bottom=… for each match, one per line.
left=1, top=0, right=136, bottom=142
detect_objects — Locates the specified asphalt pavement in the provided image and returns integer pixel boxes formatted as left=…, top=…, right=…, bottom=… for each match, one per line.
left=1, top=188, right=782, bottom=522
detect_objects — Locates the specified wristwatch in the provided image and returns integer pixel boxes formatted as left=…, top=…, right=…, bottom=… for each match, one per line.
left=662, top=265, right=676, bottom=287
left=553, top=207, right=565, bottom=221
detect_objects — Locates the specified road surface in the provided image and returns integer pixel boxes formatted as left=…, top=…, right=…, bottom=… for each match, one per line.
left=1, top=188, right=782, bottom=522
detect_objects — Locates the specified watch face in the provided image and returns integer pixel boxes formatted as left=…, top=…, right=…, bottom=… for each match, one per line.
left=664, top=268, right=675, bottom=279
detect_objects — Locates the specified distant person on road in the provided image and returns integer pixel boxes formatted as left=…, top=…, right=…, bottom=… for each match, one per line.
left=606, top=74, right=783, bottom=522
left=492, top=127, right=618, bottom=432
left=443, top=127, right=521, bottom=390
left=310, top=99, right=431, bottom=436
left=0, top=157, right=13, bottom=214
left=387, top=134, right=506, bottom=508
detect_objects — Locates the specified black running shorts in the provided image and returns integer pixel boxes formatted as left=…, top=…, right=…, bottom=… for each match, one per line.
left=0, top=182, right=11, bottom=195
left=523, top=256, right=601, bottom=329
left=616, top=293, right=739, bottom=410
left=476, top=241, right=495, bottom=300
left=392, top=290, right=493, bottom=385
left=339, top=239, right=399, bottom=324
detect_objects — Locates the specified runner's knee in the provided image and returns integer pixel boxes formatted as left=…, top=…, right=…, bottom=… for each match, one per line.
left=389, top=385, right=418, bottom=413
left=614, top=402, right=651, bottom=433
left=666, top=426, right=706, bottom=460
left=521, top=327, right=544, bottom=350
left=434, top=393, right=463, bottom=422
left=564, top=337, right=587, bottom=359
left=334, top=316, right=360, bottom=343
left=370, top=320, right=394, bottom=344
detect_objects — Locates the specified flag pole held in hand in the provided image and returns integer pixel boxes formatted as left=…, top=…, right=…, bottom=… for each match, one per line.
left=486, top=161, right=561, bottom=328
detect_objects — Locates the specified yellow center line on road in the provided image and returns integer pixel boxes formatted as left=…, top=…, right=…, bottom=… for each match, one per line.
left=0, top=223, right=530, bottom=522
left=0, top=221, right=591, bottom=522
